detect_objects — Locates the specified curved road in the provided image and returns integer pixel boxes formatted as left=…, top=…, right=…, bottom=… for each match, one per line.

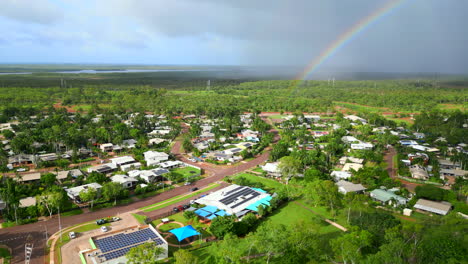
left=0, top=129, right=275, bottom=264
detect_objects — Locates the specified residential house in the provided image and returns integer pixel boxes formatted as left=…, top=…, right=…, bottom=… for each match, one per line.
left=66, top=183, right=103, bottom=202
left=110, top=156, right=141, bottom=172
left=214, top=152, right=233, bottom=162
left=341, top=136, right=359, bottom=144
left=100, top=143, right=113, bottom=152
left=342, top=163, right=363, bottom=172
left=438, top=159, right=461, bottom=170
left=370, top=189, right=407, bottom=206
left=148, top=138, right=167, bottom=145
left=137, top=169, right=170, bottom=183
left=8, top=154, right=33, bottom=166
left=111, top=175, right=138, bottom=188
left=339, top=157, right=364, bottom=165
left=399, top=140, right=418, bottom=146
left=351, top=143, right=374, bottom=150
left=304, top=115, right=321, bottom=122
left=262, top=162, right=281, bottom=178
left=87, top=163, right=118, bottom=175
left=18, top=173, right=41, bottom=183
left=331, top=171, right=352, bottom=181
left=159, top=160, right=184, bottom=170
left=224, top=148, right=242, bottom=156
left=54, top=169, right=84, bottom=181
left=312, top=131, right=329, bottom=138
left=439, top=169, right=467, bottom=179
left=19, top=197, right=37, bottom=208
left=414, top=199, right=452, bottom=215
left=344, top=115, right=367, bottom=123
left=144, top=151, right=169, bottom=166
left=121, top=139, right=137, bottom=149
left=336, top=180, right=366, bottom=194
left=409, top=165, right=429, bottom=180
left=38, top=153, right=59, bottom=162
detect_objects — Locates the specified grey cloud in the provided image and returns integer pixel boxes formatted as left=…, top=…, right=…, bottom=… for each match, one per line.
left=0, top=0, right=63, bottom=25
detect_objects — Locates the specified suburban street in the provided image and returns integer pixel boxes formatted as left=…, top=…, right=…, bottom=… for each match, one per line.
left=0, top=129, right=274, bottom=264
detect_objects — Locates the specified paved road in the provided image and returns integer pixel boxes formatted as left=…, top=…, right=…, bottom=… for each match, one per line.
left=0, top=143, right=272, bottom=264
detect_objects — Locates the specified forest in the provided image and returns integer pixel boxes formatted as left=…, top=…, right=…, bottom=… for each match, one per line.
left=0, top=71, right=466, bottom=116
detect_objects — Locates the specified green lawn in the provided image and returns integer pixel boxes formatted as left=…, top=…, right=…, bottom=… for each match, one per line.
left=232, top=173, right=283, bottom=191
left=172, top=166, right=201, bottom=178
left=131, top=213, right=148, bottom=224
left=0, top=248, right=11, bottom=264
left=139, top=183, right=220, bottom=212
left=159, top=223, right=183, bottom=232
left=61, top=208, right=83, bottom=217
left=261, top=201, right=348, bottom=234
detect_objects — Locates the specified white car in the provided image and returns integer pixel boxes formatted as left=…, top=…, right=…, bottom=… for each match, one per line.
left=188, top=158, right=196, bottom=162
left=16, top=168, right=27, bottom=172
left=100, top=226, right=108, bottom=232
left=69, top=232, right=76, bottom=239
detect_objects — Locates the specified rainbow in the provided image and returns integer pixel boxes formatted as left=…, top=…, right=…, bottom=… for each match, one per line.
left=291, top=0, right=407, bottom=85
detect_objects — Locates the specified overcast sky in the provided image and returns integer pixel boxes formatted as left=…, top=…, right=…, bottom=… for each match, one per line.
left=0, top=0, right=467, bottom=73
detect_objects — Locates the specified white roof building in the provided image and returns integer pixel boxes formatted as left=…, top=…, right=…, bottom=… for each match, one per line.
left=159, top=160, right=184, bottom=169
left=342, top=163, right=364, bottom=172
left=195, top=184, right=271, bottom=215
left=341, top=136, right=359, bottom=144
left=339, top=157, right=364, bottom=165
left=336, top=180, right=366, bottom=194
left=414, top=199, right=451, bottom=215
left=144, top=151, right=169, bottom=166
left=261, top=162, right=281, bottom=177
left=344, top=115, right=367, bottom=123
left=110, top=175, right=138, bottom=188
left=351, top=143, right=374, bottom=150
left=19, top=197, right=37, bottom=208
left=66, top=183, right=103, bottom=200
left=331, top=171, right=352, bottom=180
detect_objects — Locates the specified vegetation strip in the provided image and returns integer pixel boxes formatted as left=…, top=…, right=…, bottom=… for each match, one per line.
left=140, top=183, right=220, bottom=212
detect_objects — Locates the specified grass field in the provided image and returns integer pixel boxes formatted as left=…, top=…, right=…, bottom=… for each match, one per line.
left=172, top=166, right=201, bottom=178
left=131, top=213, right=148, bottom=224
left=61, top=208, right=83, bottom=217
left=232, top=173, right=283, bottom=191
left=139, top=183, right=220, bottom=212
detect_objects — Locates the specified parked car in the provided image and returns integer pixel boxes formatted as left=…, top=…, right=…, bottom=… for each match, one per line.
left=96, top=219, right=106, bottom=225
left=184, top=182, right=192, bottom=186
left=112, top=217, right=121, bottom=222
left=182, top=204, right=190, bottom=209
left=173, top=207, right=180, bottom=212
left=190, top=187, right=199, bottom=192
left=188, top=158, right=196, bottom=162
left=101, top=226, right=108, bottom=232
left=69, top=232, right=76, bottom=239
left=16, top=168, right=27, bottom=172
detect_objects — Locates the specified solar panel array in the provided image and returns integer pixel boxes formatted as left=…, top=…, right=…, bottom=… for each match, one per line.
left=219, top=187, right=260, bottom=209
left=95, top=228, right=165, bottom=261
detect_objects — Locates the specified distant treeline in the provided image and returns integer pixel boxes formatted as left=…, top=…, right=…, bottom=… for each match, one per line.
left=0, top=73, right=466, bottom=114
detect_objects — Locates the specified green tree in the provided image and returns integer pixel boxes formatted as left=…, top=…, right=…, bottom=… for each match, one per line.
left=79, top=187, right=97, bottom=209
left=174, top=249, right=199, bottom=264
left=40, top=173, right=57, bottom=186
left=330, top=229, right=373, bottom=264
left=126, top=242, right=166, bottom=264
left=37, top=191, right=64, bottom=218
left=278, top=156, right=302, bottom=184
left=209, top=215, right=236, bottom=239
left=102, top=182, right=123, bottom=205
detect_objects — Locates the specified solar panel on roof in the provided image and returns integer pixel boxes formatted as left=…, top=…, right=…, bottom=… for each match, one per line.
left=231, top=192, right=260, bottom=208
